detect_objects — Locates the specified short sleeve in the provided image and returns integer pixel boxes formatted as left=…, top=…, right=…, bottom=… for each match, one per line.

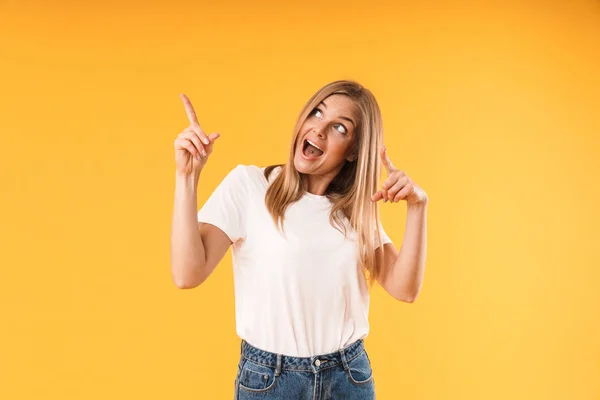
left=197, top=164, right=248, bottom=243
left=374, top=222, right=392, bottom=249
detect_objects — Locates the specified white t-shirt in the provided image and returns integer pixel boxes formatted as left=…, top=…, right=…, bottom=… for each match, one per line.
left=197, top=164, right=391, bottom=357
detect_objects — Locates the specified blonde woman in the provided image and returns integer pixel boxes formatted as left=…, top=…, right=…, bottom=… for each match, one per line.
left=170, top=80, right=428, bottom=399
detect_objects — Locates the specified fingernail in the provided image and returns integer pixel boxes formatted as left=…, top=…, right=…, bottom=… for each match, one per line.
left=202, top=149, right=207, bottom=157
left=197, top=154, right=201, bottom=161
left=203, top=138, right=209, bottom=145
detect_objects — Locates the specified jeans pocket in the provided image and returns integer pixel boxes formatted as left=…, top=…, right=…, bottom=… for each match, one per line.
left=344, top=350, right=374, bottom=385
left=238, top=358, right=278, bottom=393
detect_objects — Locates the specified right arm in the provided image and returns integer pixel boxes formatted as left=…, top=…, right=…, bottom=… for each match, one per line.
left=170, top=171, right=231, bottom=289
left=169, top=93, right=231, bottom=289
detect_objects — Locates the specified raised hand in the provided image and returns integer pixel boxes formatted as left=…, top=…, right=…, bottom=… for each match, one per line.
left=371, top=146, right=428, bottom=206
left=174, top=94, right=221, bottom=176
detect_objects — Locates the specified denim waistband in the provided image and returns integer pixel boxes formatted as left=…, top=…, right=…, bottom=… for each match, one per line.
left=240, top=338, right=366, bottom=375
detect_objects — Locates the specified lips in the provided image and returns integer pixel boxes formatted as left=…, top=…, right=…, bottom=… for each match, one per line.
left=305, top=138, right=323, bottom=152
left=302, top=138, right=324, bottom=158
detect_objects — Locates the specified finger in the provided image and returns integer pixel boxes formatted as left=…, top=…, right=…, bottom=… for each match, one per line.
left=394, top=185, right=413, bottom=202
left=187, top=122, right=210, bottom=146
left=207, top=132, right=221, bottom=142
left=375, top=190, right=389, bottom=203
left=182, top=131, right=207, bottom=157
left=380, top=145, right=396, bottom=174
left=205, top=132, right=221, bottom=155
left=381, top=176, right=395, bottom=191
left=176, top=137, right=202, bottom=160
left=183, top=126, right=209, bottom=154
left=185, top=140, right=204, bottom=160
left=371, top=191, right=384, bottom=202
left=387, top=179, right=406, bottom=202
left=180, top=94, right=200, bottom=127
left=175, top=136, right=199, bottom=156
left=380, top=180, right=388, bottom=202
left=179, top=94, right=209, bottom=146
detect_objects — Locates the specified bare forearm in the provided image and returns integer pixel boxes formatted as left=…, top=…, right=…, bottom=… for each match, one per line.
left=170, top=171, right=206, bottom=288
left=393, top=202, right=428, bottom=301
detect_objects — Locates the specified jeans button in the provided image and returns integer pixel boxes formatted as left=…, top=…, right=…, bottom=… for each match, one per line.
left=314, top=359, right=321, bottom=367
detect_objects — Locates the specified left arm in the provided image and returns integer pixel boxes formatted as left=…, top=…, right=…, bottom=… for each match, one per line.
left=372, top=145, right=429, bottom=303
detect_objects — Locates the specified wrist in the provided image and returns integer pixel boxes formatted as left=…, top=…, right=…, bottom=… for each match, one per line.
left=175, top=170, right=200, bottom=189
left=407, top=199, right=428, bottom=211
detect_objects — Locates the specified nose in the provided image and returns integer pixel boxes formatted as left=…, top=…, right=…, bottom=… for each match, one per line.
left=312, top=126, right=326, bottom=139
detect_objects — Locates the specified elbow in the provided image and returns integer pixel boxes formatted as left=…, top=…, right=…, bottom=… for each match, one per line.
left=401, top=294, right=417, bottom=303
left=173, top=279, right=198, bottom=289
left=382, top=281, right=420, bottom=303
left=172, top=274, right=191, bottom=289
left=171, top=267, right=204, bottom=289
left=398, top=288, right=421, bottom=303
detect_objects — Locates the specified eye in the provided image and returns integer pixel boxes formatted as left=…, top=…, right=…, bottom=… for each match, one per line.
left=311, top=108, right=323, bottom=118
left=334, top=124, right=347, bottom=134
left=310, top=108, right=347, bottom=134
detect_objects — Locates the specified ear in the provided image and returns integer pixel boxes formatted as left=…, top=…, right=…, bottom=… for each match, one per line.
left=346, top=140, right=359, bottom=162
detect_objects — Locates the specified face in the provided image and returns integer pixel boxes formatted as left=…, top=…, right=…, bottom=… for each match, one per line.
left=293, top=94, right=359, bottom=179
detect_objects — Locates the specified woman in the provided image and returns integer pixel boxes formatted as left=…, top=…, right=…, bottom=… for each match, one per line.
left=170, top=80, right=428, bottom=399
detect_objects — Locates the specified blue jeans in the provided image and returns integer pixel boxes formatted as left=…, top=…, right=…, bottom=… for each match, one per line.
left=234, top=338, right=376, bottom=399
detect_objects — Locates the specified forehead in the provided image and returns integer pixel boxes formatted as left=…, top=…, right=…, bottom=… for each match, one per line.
left=322, top=94, right=358, bottom=114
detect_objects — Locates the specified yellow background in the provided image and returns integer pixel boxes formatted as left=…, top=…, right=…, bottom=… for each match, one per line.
left=1, top=0, right=599, bottom=398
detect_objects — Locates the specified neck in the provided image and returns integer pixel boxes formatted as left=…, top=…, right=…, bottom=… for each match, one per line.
left=303, top=166, right=343, bottom=195
left=305, top=176, right=330, bottom=195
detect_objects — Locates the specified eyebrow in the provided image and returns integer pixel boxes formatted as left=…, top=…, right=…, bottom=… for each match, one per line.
left=319, top=101, right=356, bottom=128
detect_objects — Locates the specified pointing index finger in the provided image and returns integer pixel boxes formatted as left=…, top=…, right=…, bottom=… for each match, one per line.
left=180, top=93, right=199, bottom=126
left=381, top=145, right=396, bottom=173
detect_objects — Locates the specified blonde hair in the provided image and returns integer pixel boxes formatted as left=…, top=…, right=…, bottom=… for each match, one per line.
left=263, top=80, right=386, bottom=287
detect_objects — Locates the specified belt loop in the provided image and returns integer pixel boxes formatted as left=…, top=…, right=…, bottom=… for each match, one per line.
left=240, top=339, right=245, bottom=355
left=339, top=347, right=349, bottom=371
left=275, top=354, right=282, bottom=376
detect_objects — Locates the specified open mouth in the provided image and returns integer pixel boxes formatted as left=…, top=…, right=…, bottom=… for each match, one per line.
left=302, top=139, right=324, bottom=158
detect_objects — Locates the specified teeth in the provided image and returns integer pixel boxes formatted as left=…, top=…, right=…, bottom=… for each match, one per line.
left=306, top=139, right=323, bottom=152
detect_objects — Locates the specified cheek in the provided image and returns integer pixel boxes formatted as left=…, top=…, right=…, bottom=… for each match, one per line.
left=329, top=137, right=352, bottom=155
left=301, top=120, right=315, bottom=130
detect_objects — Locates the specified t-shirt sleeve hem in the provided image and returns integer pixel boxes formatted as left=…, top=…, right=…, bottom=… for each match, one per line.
left=195, top=164, right=248, bottom=244
left=196, top=213, right=239, bottom=244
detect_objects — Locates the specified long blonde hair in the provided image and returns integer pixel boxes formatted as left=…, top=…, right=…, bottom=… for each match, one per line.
left=263, top=80, right=386, bottom=287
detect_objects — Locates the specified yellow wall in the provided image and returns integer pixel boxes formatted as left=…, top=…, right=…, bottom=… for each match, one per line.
left=1, top=0, right=599, bottom=398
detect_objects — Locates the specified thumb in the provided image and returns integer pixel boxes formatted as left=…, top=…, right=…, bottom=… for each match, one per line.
left=206, top=132, right=221, bottom=153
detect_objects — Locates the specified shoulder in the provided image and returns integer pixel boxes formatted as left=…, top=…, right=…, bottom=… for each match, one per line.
left=233, top=164, right=283, bottom=184
left=229, top=164, right=265, bottom=182
left=221, top=164, right=274, bottom=187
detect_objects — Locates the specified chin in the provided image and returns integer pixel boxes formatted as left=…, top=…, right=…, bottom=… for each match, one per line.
left=293, top=155, right=314, bottom=174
